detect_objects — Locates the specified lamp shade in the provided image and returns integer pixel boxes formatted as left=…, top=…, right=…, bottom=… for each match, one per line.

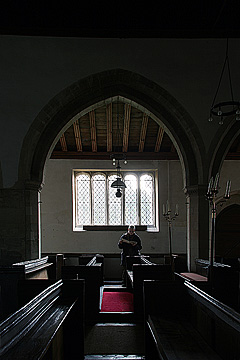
left=111, top=177, right=126, bottom=189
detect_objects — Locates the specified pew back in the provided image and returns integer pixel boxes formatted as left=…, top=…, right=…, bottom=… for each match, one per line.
left=126, top=255, right=150, bottom=270
left=0, top=257, right=53, bottom=320
left=129, top=264, right=172, bottom=315
left=0, top=279, right=85, bottom=360
left=61, top=264, right=102, bottom=321
left=143, top=280, right=240, bottom=360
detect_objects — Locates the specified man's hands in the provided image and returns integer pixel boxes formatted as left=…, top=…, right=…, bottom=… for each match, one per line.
left=119, top=239, right=137, bottom=246
left=129, top=240, right=137, bottom=246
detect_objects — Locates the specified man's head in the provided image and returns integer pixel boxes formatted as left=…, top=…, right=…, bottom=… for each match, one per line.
left=128, top=225, right=135, bottom=235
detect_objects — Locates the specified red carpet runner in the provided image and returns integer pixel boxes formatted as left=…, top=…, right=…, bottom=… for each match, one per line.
left=101, top=292, right=134, bottom=312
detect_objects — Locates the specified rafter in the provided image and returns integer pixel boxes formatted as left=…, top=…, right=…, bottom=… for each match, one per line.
left=155, top=127, right=164, bottom=152
left=139, top=113, right=149, bottom=152
left=122, top=104, right=131, bottom=153
left=59, top=133, right=67, bottom=152
left=73, top=119, right=82, bottom=152
left=106, top=103, right=112, bottom=152
left=89, top=110, right=97, bottom=152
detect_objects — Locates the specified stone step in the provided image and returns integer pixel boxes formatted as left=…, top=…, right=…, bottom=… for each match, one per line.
left=85, top=323, right=145, bottom=355
left=97, top=311, right=136, bottom=324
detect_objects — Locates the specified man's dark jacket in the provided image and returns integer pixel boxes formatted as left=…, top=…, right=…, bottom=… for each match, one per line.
left=118, top=232, right=142, bottom=266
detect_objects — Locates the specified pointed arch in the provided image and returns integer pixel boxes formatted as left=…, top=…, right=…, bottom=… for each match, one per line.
left=18, top=69, right=205, bottom=190
left=209, top=120, right=240, bottom=178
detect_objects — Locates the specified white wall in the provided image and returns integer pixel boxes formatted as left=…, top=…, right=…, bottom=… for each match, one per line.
left=41, top=159, right=240, bottom=257
left=41, top=159, right=187, bottom=255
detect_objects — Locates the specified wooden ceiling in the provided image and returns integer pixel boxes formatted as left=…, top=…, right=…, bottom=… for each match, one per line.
left=51, top=100, right=240, bottom=161
left=51, top=101, right=178, bottom=161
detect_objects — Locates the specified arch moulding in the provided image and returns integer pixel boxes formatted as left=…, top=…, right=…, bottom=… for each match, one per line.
left=18, top=69, right=205, bottom=191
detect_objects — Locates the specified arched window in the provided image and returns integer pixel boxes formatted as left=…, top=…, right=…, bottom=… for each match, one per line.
left=74, top=170, right=155, bottom=228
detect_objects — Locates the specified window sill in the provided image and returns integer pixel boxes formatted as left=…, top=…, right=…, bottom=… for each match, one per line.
left=82, top=225, right=147, bottom=231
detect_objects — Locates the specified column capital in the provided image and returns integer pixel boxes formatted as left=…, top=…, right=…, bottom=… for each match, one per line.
left=24, top=180, right=43, bottom=192
left=184, top=184, right=207, bottom=197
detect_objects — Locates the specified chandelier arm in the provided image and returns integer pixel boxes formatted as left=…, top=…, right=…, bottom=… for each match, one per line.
left=226, top=56, right=234, bottom=102
left=211, top=54, right=228, bottom=108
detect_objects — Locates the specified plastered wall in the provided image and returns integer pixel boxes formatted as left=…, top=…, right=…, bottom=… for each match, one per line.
left=41, top=159, right=240, bottom=257
left=41, top=159, right=187, bottom=255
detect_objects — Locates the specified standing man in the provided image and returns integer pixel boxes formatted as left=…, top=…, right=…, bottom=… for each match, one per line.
left=118, top=225, right=142, bottom=286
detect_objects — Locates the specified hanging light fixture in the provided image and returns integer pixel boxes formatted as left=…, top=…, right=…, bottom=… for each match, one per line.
left=111, top=159, right=126, bottom=188
left=208, top=39, right=240, bottom=125
left=110, top=99, right=127, bottom=197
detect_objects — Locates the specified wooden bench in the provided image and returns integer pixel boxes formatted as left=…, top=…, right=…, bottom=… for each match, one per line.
left=174, top=271, right=210, bottom=294
left=85, top=255, right=104, bottom=285
left=0, top=279, right=85, bottom=359
left=126, top=256, right=173, bottom=316
left=144, top=280, right=240, bottom=360
left=47, top=253, right=65, bottom=279
left=61, top=261, right=103, bottom=322
left=126, top=255, right=151, bottom=288
left=178, top=259, right=240, bottom=311
left=0, top=257, right=53, bottom=320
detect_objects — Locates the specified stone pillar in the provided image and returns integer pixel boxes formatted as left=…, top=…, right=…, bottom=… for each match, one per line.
left=24, top=181, right=41, bottom=261
left=185, top=185, right=209, bottom=271
left=0, top=181, right=41, bottom=265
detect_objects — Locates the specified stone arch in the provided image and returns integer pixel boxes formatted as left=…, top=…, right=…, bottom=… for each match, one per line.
left=208, top=120, right=240, bottom=178
left=18, top=69, right=205, bottom=191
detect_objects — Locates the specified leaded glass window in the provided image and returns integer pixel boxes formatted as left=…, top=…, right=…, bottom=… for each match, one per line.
left=140, top=174, right=154, bottom=225
left=124, top=174, right=138, bottom=225
left=108, top=175, right=123, bottom=225
left=92, top=174, right=106, bottom=225
left=76, top=173, right=91, bottom=225
left=74, top=170, right=155, bottom=227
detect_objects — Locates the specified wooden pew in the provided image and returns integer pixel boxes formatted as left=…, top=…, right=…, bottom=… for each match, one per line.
left=61, top=259, right=103, bottom=322
left=178, top=258, right=240, bottom=311
left=0, top=279, right=85, bottom=360
left=79, top=253, right=104, bottom=265
left=47, top=253, right=65, bottom=279
left=126, top=256, right=172, bottom=316
left=144, top=280, right=240, bottom=360
left=126, top=255, right=151, bottom=270
left=174, top=271, right=210, bottom=295
left=0, top=256, right=53, bottom=320
left=125, top=255, right=151, bottom=287
left=85, top=255, right=104, bottom=285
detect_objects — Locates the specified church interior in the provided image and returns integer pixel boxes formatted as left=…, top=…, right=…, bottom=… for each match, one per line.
left=0, top=2, right=240, bottom=359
